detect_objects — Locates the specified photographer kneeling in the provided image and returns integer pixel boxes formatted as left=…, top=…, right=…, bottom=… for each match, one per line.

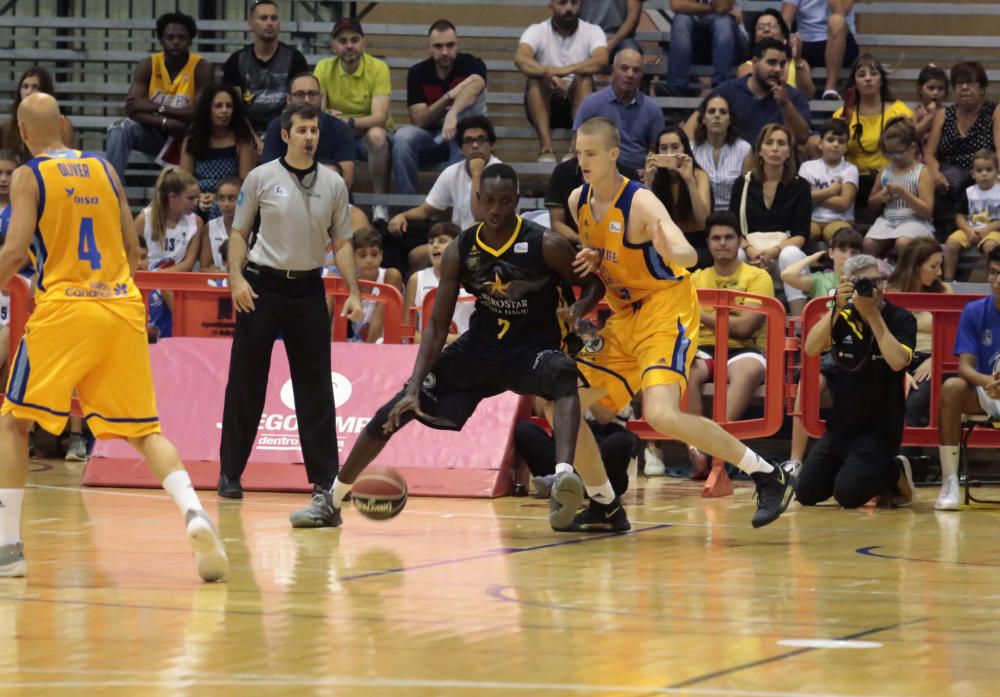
left=795, top=255, right=918, bottom=509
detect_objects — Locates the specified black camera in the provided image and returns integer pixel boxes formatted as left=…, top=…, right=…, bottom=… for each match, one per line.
left=853, top=277, right=876, bottom=297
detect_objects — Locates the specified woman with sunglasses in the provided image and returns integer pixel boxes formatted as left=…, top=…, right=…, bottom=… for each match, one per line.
left=833, top=55, right=913, bottom=212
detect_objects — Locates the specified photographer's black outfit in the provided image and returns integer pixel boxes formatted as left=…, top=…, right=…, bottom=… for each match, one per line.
left=795, top=300, right=917, bottom=508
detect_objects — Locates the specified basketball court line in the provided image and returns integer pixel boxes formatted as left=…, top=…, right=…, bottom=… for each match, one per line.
left=0, top=668, right=909, bottom=696
left=857, top=545, right=1000, bottom=567
left=660, top=617, right=931, bottom=691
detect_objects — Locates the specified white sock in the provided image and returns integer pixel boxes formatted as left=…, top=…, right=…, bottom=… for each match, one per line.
left=736, top=447, right=774, bottom=475
left=331, top=477, right=352, bottom=508
left=586, top=480, right=615, bottom=504
left=939, top=445, right=959, bottom=480
left=555, top=462, right=574, bottom=476
left=162, top=471, right=203, bottom=515
left=0, top=489, right=24, bottom=547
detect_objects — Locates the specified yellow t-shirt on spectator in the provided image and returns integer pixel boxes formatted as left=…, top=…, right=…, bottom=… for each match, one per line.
left=833, top=100, right=914, bottom=176
left=692, top=263, right=774, bottom=350
left=314, top=53, right=395, bottom=131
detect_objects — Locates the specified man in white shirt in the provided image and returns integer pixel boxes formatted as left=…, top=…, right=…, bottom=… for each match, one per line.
left=388, top=116, right=500, bottom=269
left=515, top=0, right=609, bottom=163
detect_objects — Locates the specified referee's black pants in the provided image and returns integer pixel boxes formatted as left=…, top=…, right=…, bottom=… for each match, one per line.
left=220, top=269, right=338, bottom=489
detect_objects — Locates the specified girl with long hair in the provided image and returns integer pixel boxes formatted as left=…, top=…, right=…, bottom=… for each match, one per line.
left=134, top=167, right=203, bottom=272
left=687, top=93, right=752, bottom=211
left=644, top=126, right=711, bottom=234
left=0, top=67, right=76, bottom=163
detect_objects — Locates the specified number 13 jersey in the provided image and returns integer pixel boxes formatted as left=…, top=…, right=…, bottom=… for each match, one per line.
left=24, top=149, right=139, bottom=303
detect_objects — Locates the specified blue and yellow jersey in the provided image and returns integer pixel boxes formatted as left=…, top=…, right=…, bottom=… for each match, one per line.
left=24, top=149, right=138, bottom=303
left=577, top=177, right=691, bottom=314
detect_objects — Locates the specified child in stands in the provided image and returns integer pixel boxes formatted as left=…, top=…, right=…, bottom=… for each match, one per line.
left=864, top=117, right=935, bottom=259
left=201, top=177, right=240, bottom=273
left=348, top=227, right=403, bottom=343
left=134, top=167, right=203, bottom=272
left=914, top=64, right=948, bottom=151
left=944, top=148, right=1000, bottom=281
left=404, top=222, right=474, bottom=344
left=799, top=119, right=859, bottom=245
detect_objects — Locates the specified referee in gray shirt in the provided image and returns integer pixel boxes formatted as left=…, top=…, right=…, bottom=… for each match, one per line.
left=219, top=102, right=363, bottom=528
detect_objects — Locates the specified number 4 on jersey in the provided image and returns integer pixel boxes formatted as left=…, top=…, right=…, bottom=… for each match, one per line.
left=77, top=217, right=102, bottom=270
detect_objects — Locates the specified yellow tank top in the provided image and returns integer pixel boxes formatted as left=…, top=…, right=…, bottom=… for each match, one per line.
left=25, top=149, right=139, bottom=303
left=577, top=177, right=691, bottom=314
left=149, top=51, right=201, bottom=108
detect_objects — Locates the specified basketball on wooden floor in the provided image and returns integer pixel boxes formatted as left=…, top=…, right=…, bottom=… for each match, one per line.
left=352, top=467, right=408, bottom=520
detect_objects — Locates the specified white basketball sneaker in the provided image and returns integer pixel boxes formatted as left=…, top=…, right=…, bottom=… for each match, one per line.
left=934, top=475, right=961, bottom=511
left=185, top=510, right=229, bottom=582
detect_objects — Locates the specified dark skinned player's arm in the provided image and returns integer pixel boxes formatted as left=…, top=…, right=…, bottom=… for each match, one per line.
left=542, top=231, right=605, bottom=320
left=401, top=241, right=462, bottom=397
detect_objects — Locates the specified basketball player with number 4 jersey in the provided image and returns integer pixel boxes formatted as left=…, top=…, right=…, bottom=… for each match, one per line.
left=558, top=117, right=795, bottom=531
left=318, top=164, right=610, bottom=531
left=0, top=93, right=227, bottom=581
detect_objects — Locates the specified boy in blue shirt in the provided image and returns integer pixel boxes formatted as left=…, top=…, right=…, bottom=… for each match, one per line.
left=936, top=246, right=1000, bottom=510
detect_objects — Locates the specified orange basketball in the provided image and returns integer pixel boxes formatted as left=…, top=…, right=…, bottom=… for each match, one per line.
left=352, top=467, right=408, bottom=520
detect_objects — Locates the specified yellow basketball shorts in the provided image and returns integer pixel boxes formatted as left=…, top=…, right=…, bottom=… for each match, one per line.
left=576, top=284, right=700, bottom=413
left=2, top=299, right=161, bottom=439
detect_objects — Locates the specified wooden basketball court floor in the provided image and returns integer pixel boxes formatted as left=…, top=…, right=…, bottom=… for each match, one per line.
left=3, top=460, right=1000, bottom=697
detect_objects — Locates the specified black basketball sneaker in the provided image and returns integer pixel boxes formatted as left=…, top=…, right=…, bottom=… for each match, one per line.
left=554, top=497, right=631, bottom=533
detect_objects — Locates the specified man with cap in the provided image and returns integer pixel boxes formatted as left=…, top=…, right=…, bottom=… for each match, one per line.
left=314, top=18, right=394, bottom=223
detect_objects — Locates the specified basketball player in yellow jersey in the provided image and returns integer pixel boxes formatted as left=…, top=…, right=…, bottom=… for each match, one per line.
left=0, top=93, right=227, bottom=581
left=552, top=117, right=794, bottom=531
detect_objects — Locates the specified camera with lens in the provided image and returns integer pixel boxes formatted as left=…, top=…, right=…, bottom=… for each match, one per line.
left=853, top=277, right=876, bottom=297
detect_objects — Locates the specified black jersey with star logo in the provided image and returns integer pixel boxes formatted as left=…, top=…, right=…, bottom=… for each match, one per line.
left=456, top=217, right=571, bottom=351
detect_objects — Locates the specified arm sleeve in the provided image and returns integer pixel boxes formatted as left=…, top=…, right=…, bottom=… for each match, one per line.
left=222, top=52, right=241, bottom=87
left=232, top=170, right=261, bottom=233
left=519, top=23, right=542, bottom=51
left=260, top=120, right=283, bottom=163
left=406, top=66, right=424, bottom=107
left=790, top=179, right=813, bottom=237
left=586, top=23, right=609, bottom=51
left=571, top=98, right=597, bottom=131
left=746, top=267, right=776, bottom=300
left=728, top=176, right=745, bottom=216
left=328, top=119, right=356, bottom=164
left=954, top=303, right=980, bottom=357
left=890, top=307, right=918, bottom=356
left=291, top=49, right=309, bottom=76
left=791, top=89, right=812, bottom=126
left=424, top=168, right=454, bottom=210
left=372, top=59, right=392, bottom=97
left=329, top=179, right=353, bottom=241
left=544, top=162, right=572, bottom=208
left=958, top=186, right=973, bottom=216
left=844, top=163, right=860, bottom=187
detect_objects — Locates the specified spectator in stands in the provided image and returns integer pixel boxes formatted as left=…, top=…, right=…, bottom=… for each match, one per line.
left=798, top=118, right=858, bottom=244
left=886, top=238, right=952, bottom=428
left=936, top=247, right=1000, bottom=510
left=914, top=64, right=948, bottom=152
left=688, top=93, right=751, bottom=211
left=692, top=38, right=811, bottom=146
left=780, top=226, right=862, bottom=474
left=262, top=73, right=355, bottom=188
left=926, top=62, right=1000, bottom=234
left=222, top=0, right=308, bottom=135
left=404, top=222, right=475, bottom=344
left=393, top=20, right=488, bottom=197
left=580, top=0, right=644, bottom=55
left=944, top=148, right=1000, bottom=281
left=314, top=18, right=394, bottom=221
left=137, top=236, right=174, bottom=343
left=544, top=156, right=632, bottom=241
left=134, top=167, right=203, bottom=272
left=180, top=85, right=258, bottom=210
left=864, top=117, right=935, bottom=258
left=736, top=10, right=814, bottom=99
left=730, top=123, right=811, bottom=313
left=832, top=55, right=913, bottom=211
left=796, top=254, right=917, bottom=509
left=781, top=0, right=859, bottom=100
left=1, top=67, right=76, bottom=164
left=105, top=12, right=213, bottom=181
left=348, top=227, right=404, bottom=343
left=572, top=44, right=663, bottom=176
left=687, top=211, right=774, bottom=470
left=201, top=177, right=241, bottom=273
left=0, top=151, right=12, bottom=371
left=665, top=0, right=745, bottom=97
left=645, top=126, right=711, bottom=261
left=388, top=116, right=501, bottom=270
left=515, top=0, right=609, bottom=163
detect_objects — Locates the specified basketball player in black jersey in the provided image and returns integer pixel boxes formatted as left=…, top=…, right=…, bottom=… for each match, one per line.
left=319, top=163, right=609, bottom=529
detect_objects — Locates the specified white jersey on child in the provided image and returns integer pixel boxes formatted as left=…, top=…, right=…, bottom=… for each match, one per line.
left=965, top=182, right=1000, bottom=230
left=413, top=266, right=474, bottom=334
left=798, top=158, right=859, bottom=222
left=350, top=267, right=387, bottom=343
left=207, top=217, right=229, bottom=269
left=142, top=206, right=199, bottom=269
